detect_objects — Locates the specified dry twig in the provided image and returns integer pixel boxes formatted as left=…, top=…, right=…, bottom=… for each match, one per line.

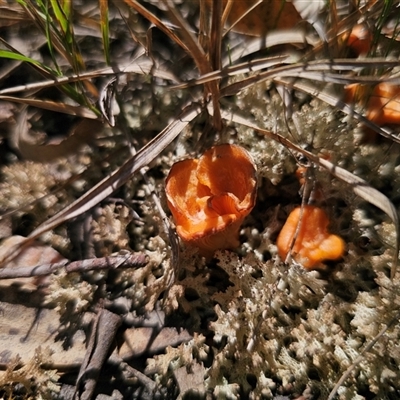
left=0, top=253, right=147, bottom=280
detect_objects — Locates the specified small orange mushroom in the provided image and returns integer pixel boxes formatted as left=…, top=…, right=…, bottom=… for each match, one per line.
left=345, top=82, right=400, bottom=127
left=343, top=24, right=372, bottom=55
left=165, top=144, right=257, bottom=257
left=364, top=83, right=400, bottom=126
left=276, top=205, right=345, bottom=269
left=295, top=166, right=307, bottom=186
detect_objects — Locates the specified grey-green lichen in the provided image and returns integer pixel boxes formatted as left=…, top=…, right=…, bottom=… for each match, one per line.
left=0, top=161, right=64, bottom=219
left=92, top=203, right=133, bottom=255
left=145, top=241, right=400, bottom=398
left=44, top=271, right=97, bottom=315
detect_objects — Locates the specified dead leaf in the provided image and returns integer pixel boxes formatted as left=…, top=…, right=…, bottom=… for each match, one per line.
left=75, top=309, right=122, bottom=400
left=99, top=77, right=118, bottom=127
left=0, top=101, right=15, bottom=123
left=0, top=302, right=87, bottom=370
left=12, top=110, right=103, bottom=162
left=0, top=235, right=67, bottom=291
left=0, top=217, right=12, bottom=240
left=0, top=5, right=27, bottom=28
left=0, top=235, right=66, bottom=269
left=0, top=95, right=98, bottom=119
left=292, top=0, right=326, bottom=39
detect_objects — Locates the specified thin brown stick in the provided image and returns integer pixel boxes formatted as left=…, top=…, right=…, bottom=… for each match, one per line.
left=198, top=0, right=210, bottom=53
left=222, top=0, right=262, bottom=36
left=0, top=253, right=147, bottom=280
left=108, top=354, right=157, bottom=394
left=221, top=0, right=233, bottom=29
left=210, top=0, right=223, bottom=72
left=161, top=0, right=223, bottom=131
left=122, top=0, right=188, bottom=52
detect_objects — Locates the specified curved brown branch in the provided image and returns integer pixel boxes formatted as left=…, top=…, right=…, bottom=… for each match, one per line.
left=0, top=253, right=147, bottom=280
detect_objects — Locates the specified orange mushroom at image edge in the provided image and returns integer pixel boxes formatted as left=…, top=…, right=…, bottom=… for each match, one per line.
left=165, top=144, right=257, bottom=258
left=276, top=205, right=345, bottom=269
left=345, top=82, right=400, bottom=127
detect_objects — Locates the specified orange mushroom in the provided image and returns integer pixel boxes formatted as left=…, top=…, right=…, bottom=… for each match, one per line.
left=345, top=82, right=400, bottom=126
left=165, top=144, right=257, bottom=257
left=276, top=205, right=345, bottom=269
left=343, top=24, right=372, bottom=55
left=365, top=82, right=400, bottom=126
left=295, top=165, right=307, bottom=186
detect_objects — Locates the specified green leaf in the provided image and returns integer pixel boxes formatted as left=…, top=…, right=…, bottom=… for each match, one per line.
left=99, top=0, right=111, bottom=65
left=0, top=49, right=44, bottom=67
left=50, top=0, right=69, bottom=34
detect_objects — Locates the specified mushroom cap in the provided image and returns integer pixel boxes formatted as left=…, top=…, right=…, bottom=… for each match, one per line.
left=165, top=144, right=257, bottom=256
left=277, top=205, right=345, bottom=269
